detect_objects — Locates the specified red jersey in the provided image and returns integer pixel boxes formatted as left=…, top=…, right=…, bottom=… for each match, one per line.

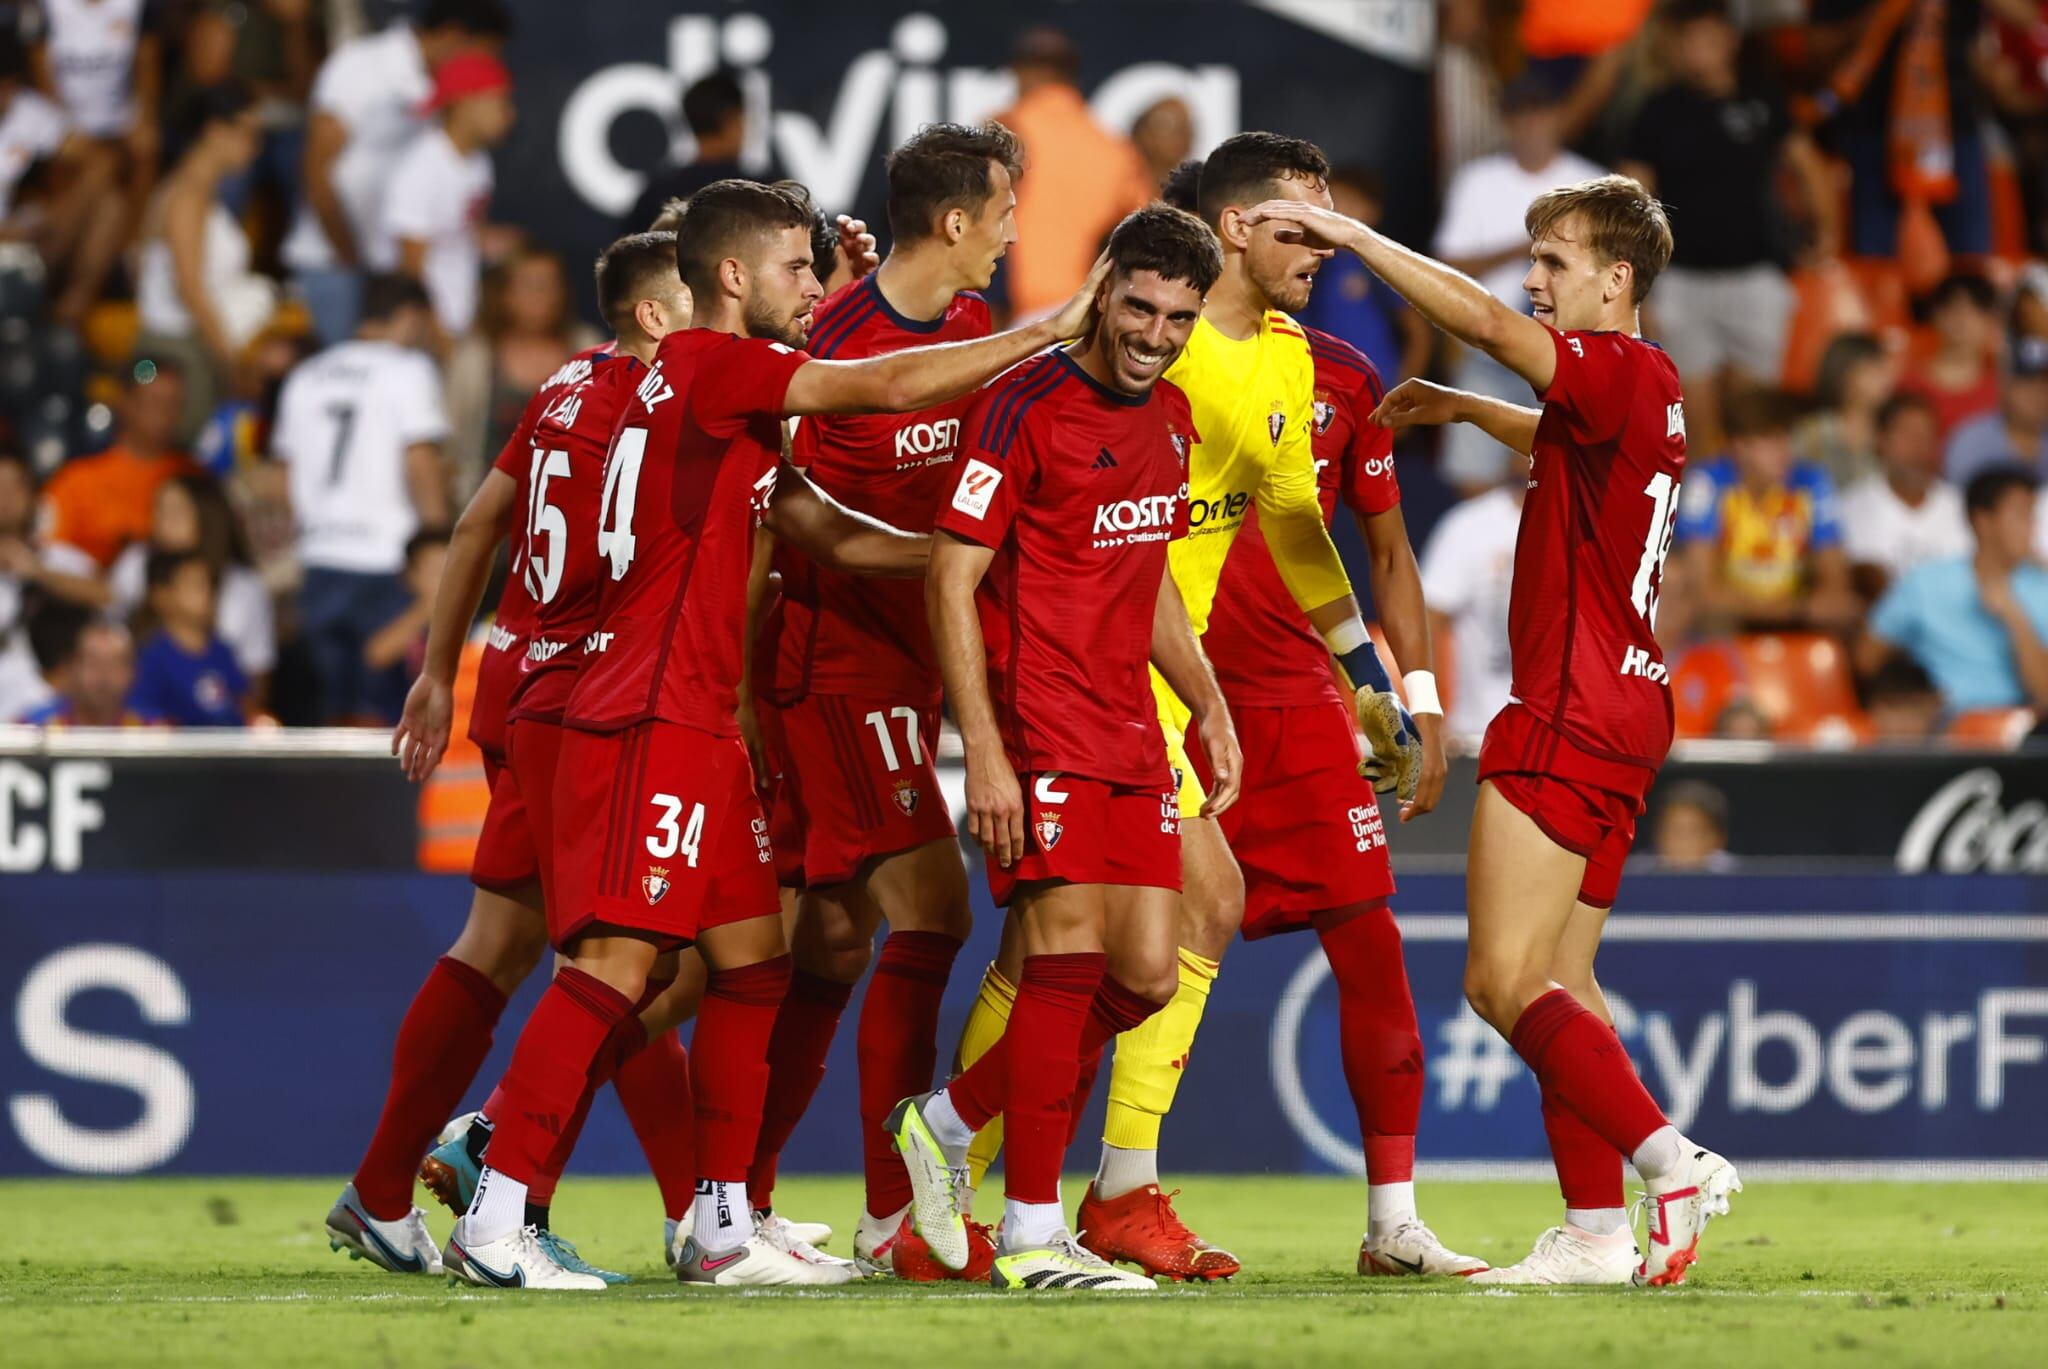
left=1205, top=327, right=1396, bottom=708
left=761, top=277, right=992, bottom=706
left=504, top=347, right=641, bottom=725
left=934, top=350, right=1197, bottom=788
left=564, top=329, right=811, bottom=737
left=1514, top=328, right=1686, bottom=775
left=467, top=346, right=612, bottom=757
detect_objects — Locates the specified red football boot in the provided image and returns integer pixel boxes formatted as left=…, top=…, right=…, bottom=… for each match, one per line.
left=1075, top=1182, right=1240, bottom=1282
left=893, top=1217, right=997, bottom=1282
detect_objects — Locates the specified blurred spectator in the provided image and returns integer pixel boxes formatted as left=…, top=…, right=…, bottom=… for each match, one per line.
left=1793, top=331, right=1897, bottom=488
left=1296, top=167, right=1431, bottom=386
left=1432, top=75, right=1602, bottom=489
left=445, top=245, right=600, bottom=492
left=1862, top=465, right=2048, bottom=712
left=622, top=69, right=764, bottom=234
left=1945, top=332, right=2048, bottom=484
left=1863, top=653, right=1944, bottom=741
left=283, top=0, right=511, bottom=344
left=37, top=364, right=197, bottom=568
left=1714, top=696, right=1773, bottom=739
left=134, top=82, right=278, bottom=442
left=19, top=613, right=149, bottom=725
left=1434, top=0, right=1504, bottom=186
left=1130, top=94, right=1192, bottom=190
left=1517, top=0, right=1649, bottom=146
left=1650, top=778, right=1736, bottom=870
left=20, top=0, right=165, bottom=324
left=107, top=474, right=274, bottom=691
left=177, top=0, right=322, bottom=217
left=1669, top=385, right=1858, bottom=637
left=273, top=273, right=448, bottom=722
left=362, top=528, right=445, bottom=678
left=1841, top=392, right=1969, bottom=594
left=0, top=447, right=54, bottom=718
left=1620, top=0, right=1839, bottom=450
left=1898, top=273, right=2000, bottom=440
left=0, top=440, right=112, bottom=618
left=373, top=50, right=512, bottom=338
left=1419, top=466, right=1522, bottom=739
left=129, top=550, right=247, bottom=726
left=0, top=24, right=120, bottom=293
left=994, top=26, right=1152, bottom=318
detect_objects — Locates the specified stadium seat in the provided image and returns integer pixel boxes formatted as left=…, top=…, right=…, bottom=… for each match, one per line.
left=1732, top=632, right=1862, bottom=740
left=1668, top=638, right=1744, bottom=738
left=1946, top=707, right=2038, bottom=749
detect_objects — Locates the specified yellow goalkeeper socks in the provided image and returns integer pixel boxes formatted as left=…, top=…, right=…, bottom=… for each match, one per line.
left=1101, top=948, right=1219, bottom=1164
left=955, top=962, right=1016, bottom=1194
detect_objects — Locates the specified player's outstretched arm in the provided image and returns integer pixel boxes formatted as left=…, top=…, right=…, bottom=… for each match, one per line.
left=1355, top=505, right=1445, bottom=822
left=1373, top=377, right=1541, bottom=456
left=392, top=466, right=517, bottom=782
left=929, top=532, right=1026, bottom=866
left=764, top=461, right=929, bottom=577
left=1150, top=566, right=1241, bottom=818
left=1243, top=200, right=1558, bottom=394
left=781, top=254, right=1111, bottom=417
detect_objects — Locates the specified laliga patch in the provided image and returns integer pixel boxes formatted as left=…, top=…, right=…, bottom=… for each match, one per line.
left=1034, top=811, right=1064, bottom=850
left=892, top=779, right=920, bottom=816
left=642, top=866, right=671, bottom=905
left=951, top=459, right=1003, bottom=519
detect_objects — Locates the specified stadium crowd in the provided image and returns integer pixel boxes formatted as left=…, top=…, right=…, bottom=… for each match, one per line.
left=0, top=0, right=2046, bottom=744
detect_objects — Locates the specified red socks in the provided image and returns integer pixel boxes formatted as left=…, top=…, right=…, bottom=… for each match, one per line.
left=480, top=965, right=634, bottom=1186
left=1510, top=988, right=1667, bottom=1158
left=1065, top=975, right=1164, bottom=1144
left=747, top=970, right=854, bottom=1205
left=615, top=1031, right=697, bottom=1220
left=1542, top=1021, right=1630, bottom=1210
left=353, top=955, right=507, bottom=1220
left=1004, top=953, right=1105, bottom=1205
left=1313, top=902, right=1422, bottom=1186
left=859, top=930, right=962, bottom=1216
left=693, top=955, right=793, bottom=1182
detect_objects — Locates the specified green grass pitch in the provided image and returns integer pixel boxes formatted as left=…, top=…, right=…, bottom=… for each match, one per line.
left=3, top=1176, right=2042, bottom=1367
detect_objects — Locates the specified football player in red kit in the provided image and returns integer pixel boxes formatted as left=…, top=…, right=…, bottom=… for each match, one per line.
left=743, top=124, right=1023, bottom=1277
left=329, top=232, right=700, bottom=1283
left=1247, top=176, right=1738, bottom=1288
left=887, top=206, right=1236, bottom=1294
left=439, top=179, right=1113, bottom=1291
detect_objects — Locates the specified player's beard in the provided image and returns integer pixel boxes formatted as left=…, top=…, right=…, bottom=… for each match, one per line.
left=1258, top=260, right=1315, bottom=313
left=744, top=295, right=808, bottom=349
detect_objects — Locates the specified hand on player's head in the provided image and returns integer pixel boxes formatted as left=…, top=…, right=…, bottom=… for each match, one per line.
left=835, top=215, right=880, bottom=280
left=1240, top=199, right=1355, bottom=250
left=1237, top=193, right=1341, bottom=312
left=1049, top=251, right=1113, bottom=340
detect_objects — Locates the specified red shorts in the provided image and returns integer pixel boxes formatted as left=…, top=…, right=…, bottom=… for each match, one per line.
left=552, top=720, right=779, bottom=950
left=776, top=692, right=956, bottom=887
left=987, top=772, right=1182, bottom=907
left=754, top=699, right=807, bottom=888
left=1477, top=703, right=1655, bottom=910
left=470, top=746, right=539, bottom=894
left=1204, top=701, right=1396, bottom=940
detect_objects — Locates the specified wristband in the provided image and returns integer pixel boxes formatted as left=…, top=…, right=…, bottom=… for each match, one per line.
left=1403, top=669, right=1443, bottom=717
left=1321, top=615, right=1393, bottom=696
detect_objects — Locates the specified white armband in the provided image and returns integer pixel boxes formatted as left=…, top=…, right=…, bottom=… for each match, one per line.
left=1403, top=669, right=1443, bottom=717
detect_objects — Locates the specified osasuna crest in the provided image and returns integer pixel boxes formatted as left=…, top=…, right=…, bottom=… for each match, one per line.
left=892, top=779, right=920, bottom=816
left=642, top=866, right=671, bottom=905
left=1034, top=811, right=1064, bottom=850
left=1168, top=428, right=1190, bottom=465
left=1313, top=393, right=1336, bottom=436
left=1268, top=407, right=1286, bottom=447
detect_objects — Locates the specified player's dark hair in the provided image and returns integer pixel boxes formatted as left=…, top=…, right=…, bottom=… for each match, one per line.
left=674, top=179, right=812, bottom=299
left=1105, top=205, right=1222, bottom=294
left=682, top=69, right=746, bottom=139
left=1159, top=157, right=1204, bottom=214
left=419, top=0, right=513, bottom=39
left=1659, top=779, right=1728, bottom=837
left=1721, top=385, right=1798, bottom=440
left=595, top=230, right=680, bottom=336
left=1964, top=463, right=2038, bottom=519
left=647, top=197, right=689, bottom=233
left=359, top=272, right=432, bottom=324
left=1196, top=131, right=1330, bottom=230
left=1525, top=174, right=1673, bottom=305
left=884, top=122, right=1024, bottom=244
left=1875, top=389, right=1936, bottom=433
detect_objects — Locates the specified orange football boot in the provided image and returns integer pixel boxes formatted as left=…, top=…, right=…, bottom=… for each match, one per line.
left=1075, top=1183, right=1240, bottom=1281
left=892, top=1217, right=998, bottom=1282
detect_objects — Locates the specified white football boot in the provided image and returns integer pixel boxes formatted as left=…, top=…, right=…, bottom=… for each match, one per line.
left=990, top=1228, right=1157, bottom=1292
left=445, top=1220, right=607, bottom=1290
left=1635, top=1147, right=1742, bottom=1287
left=672, top=1230, right=858, bottom=1287
left=325, top=1182, right=442, bottom=1275
left=1465, top=1224, right=1638, bottom=1286
left=1358, top=1220, right=1489, bottom=1277
left=663, top=1210, right=694, bottom=1269
left=756, top=1211, right=859, bottom=1274
left=853, top=1205, right=910, bottom=1277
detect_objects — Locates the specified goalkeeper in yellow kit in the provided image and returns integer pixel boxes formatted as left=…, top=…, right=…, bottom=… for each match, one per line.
left=949, top=133, right=1444, bottom=1280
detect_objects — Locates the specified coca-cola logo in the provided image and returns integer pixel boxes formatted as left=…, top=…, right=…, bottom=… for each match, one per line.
left=1896, top=768, right=2048, bottom=873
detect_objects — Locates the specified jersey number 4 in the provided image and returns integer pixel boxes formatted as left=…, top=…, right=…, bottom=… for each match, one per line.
left=599, top=427, right=648, bottom=581
left=523, top=447, right=571, bottom=604
left=1630, top=471, right=1680, bottom=628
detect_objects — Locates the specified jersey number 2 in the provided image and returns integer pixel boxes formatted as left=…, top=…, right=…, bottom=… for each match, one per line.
left=599, top=427, right=648, bottom=581
left=523, top=448, right=571, bottom=604
left=1630, top=472, right=1680, bottom=628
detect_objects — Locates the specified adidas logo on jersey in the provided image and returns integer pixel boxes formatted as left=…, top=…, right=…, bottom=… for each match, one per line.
left=1091, top=447, right=1118, bottom=470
